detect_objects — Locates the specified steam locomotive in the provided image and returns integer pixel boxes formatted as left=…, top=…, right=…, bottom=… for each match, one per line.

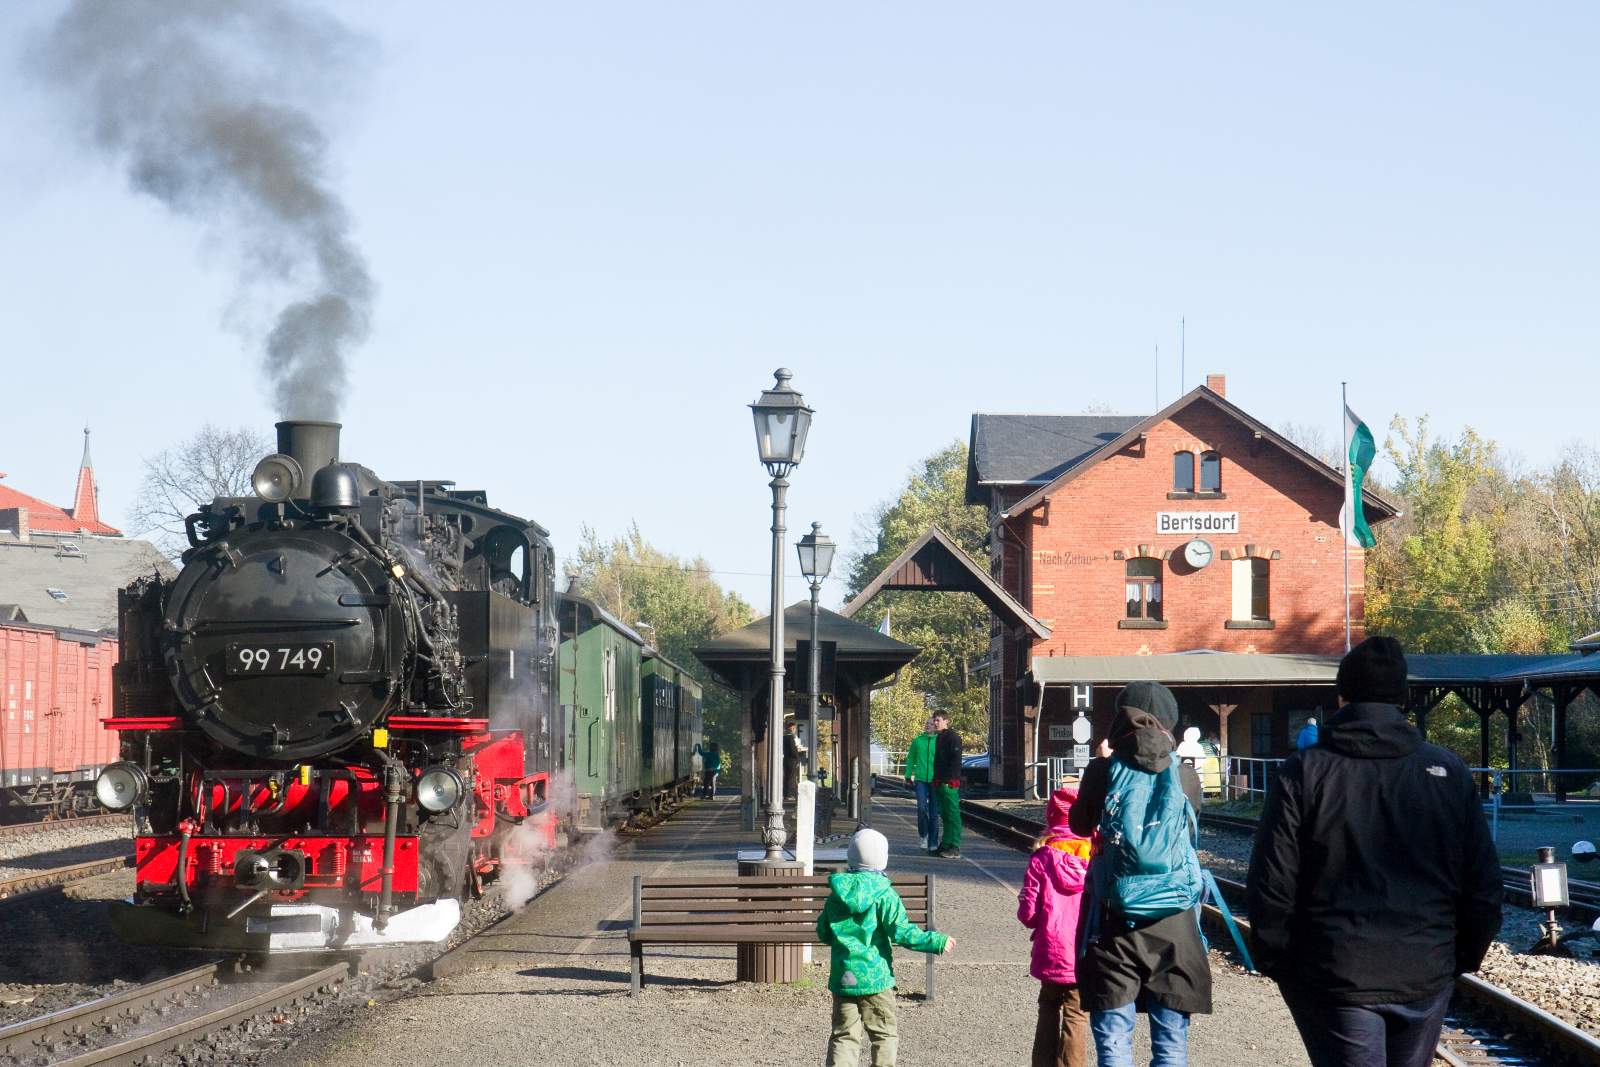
left=99, top=421, right=702, bottom=952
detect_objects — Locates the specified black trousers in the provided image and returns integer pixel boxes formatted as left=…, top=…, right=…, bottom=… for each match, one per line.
left=1282, top=984, right=1451, bottom=1067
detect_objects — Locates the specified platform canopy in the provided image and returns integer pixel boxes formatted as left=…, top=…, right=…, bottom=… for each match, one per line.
left=694, top=601, right=918, bottom=693
left=840, top=525, right=1050, bottom=640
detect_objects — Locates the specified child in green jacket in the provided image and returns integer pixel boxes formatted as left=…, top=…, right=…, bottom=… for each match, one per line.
left=817, top=828, right=954, bottom=1067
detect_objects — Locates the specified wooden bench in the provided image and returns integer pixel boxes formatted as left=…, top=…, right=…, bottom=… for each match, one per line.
left=628, top=873, right=939, bottom=999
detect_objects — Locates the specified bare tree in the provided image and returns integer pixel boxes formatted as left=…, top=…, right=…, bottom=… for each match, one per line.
left=128, top=424, right=272, bottom=556
left=1277, top=420, right=1339, bottom=468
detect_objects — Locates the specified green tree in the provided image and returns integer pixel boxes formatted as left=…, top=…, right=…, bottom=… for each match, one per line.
left=564, top=525, right=755, bottom=778
left=844, top=441, right=992, bottom=750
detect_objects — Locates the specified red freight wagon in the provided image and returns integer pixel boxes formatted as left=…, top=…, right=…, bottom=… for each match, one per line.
left=0, top=621, right=120, bottom=818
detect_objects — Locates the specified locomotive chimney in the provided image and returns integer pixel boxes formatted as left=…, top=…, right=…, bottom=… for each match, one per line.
left=275, top=420, right=341, bottom=479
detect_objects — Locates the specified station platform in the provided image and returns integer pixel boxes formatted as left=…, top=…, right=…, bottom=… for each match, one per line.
left=278, top=793, right=1312, bottom=1066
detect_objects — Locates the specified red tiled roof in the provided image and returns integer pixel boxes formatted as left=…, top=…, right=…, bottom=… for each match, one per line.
left=0, top=481, right=121, bottom=536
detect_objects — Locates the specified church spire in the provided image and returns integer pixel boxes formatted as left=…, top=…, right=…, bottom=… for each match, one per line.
left=70, top=426, right=100, bottom=530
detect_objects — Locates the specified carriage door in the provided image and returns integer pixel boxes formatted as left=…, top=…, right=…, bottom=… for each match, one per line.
left=604, top=646, right=618, bottom=785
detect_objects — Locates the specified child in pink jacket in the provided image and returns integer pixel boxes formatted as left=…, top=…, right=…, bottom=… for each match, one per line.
left=1017, top=786, right=1092, bottom=1067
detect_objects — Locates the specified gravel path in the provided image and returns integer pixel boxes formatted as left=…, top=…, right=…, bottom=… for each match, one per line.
left=265, top=796, right=1312, bottom=1067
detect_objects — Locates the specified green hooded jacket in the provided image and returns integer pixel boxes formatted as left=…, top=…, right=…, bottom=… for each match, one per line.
left=815, top=870, right=947, bottom=996
left=904, top=732, right=937, bottom=783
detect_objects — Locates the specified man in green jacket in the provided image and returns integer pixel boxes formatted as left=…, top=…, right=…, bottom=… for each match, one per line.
left=818, top=828, right=953, bottom=1066
left=903, top=718, right=941, bottom=851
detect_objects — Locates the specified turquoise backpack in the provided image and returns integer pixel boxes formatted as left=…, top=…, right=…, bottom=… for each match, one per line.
left=1092, top=758, right=1202, bottom=925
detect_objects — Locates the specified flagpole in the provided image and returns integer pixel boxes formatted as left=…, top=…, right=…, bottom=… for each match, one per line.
left=1342, top=381, right=1351, bottom=652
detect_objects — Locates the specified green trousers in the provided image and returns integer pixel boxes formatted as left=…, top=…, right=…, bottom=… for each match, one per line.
left=826, top=991, right=899, bottom=1067
left=936, top=784, right=962, bottom=849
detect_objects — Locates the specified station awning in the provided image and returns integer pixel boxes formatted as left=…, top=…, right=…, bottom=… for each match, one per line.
left=1031, top=651, right=1336, bottom=686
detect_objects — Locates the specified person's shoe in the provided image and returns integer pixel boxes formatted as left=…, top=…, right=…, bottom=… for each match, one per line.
left=936, top=846, right=961, bottom=859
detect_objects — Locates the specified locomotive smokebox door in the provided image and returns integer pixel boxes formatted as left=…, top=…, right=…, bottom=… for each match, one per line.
left=162, top=527, right=400, bottom=761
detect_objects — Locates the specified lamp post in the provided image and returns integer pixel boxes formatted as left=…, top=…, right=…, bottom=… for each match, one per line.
left=796, top=522, right=836, bottom=783
left=750, top=369, right=813, bottom=861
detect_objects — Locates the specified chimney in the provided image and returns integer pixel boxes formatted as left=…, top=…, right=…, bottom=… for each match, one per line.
left=69, top=427, right=100, bottom=529
left=275, top=421, right=342, bottom=482
left=1205, top=374, right=1226, bottom=397
left=0, top=506, right=28, bottom=543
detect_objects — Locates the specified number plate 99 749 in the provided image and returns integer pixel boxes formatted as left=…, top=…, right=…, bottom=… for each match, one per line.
left=225, top=643, right=335, bottom=676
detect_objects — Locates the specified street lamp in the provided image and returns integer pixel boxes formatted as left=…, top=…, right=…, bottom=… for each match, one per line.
left=751, top=369, right=813, bottom=860
left=796, top=521, right=836, bottom=784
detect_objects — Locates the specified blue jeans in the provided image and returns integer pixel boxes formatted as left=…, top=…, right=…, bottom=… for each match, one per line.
left=913, top=780, right=941, bottom=847
left=1282, top=984, right=1450, bottom=1067
left=1091, top=1002, right=1189, bottom=1067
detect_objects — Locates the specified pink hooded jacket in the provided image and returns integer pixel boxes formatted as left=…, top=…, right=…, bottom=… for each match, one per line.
left=1016, top=786, right=1092, bottom=984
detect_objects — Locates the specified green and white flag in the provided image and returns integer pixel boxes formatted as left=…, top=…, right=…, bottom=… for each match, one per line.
left=1343, top=404, right=1377, bottom=548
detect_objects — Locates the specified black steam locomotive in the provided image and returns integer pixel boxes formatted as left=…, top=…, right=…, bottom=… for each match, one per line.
left=99, top=420, right=695, bottom=952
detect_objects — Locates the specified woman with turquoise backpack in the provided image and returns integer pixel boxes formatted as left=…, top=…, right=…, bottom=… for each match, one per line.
left=1067, top=682, right=1212, bottom=1067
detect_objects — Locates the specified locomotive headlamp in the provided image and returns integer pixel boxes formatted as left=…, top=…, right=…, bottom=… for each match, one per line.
left=94, top=761, right=149, bottom=811
left=416, top=766, right=465, bottom=812
left=1573, top=840, right=1597, bottom=865
left=251, top=453, right=304, bottom=503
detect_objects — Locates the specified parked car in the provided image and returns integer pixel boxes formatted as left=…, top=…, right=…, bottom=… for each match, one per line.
left=961, top=751, right=990, bottom=787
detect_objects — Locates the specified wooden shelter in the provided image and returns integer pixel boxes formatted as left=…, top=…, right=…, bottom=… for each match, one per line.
left=695, top=602, right=917, bottom=830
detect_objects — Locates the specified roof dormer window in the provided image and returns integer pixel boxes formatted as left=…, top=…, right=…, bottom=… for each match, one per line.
left=46, top=587, right=69, bottom=601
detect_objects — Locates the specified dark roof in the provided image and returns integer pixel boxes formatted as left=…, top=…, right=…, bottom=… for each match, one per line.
left=841, top=525, right=1050, bottom=640
left=695, top=602, right=918, bottom=692
left=1406, top=654, right=1552, bottom=684
left=0, top=531, right=173, bottom=630
left=697, top=602, right=918, bottom=659
left=1491, top=653, right=1600, bottom=685
left=965, top=414, right=1143, bottom=504
left=1000, top=386, right=1401, bottom=521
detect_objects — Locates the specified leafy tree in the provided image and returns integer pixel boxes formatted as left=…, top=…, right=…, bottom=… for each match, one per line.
left=128, top=424, right=273, bottom=556
left=844, top=441, right=992, bottom=750
left=564, top=525, right=754, bottom=779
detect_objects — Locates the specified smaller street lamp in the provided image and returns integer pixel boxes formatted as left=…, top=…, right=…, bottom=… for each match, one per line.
left=796, top=522, right=836, bottom=781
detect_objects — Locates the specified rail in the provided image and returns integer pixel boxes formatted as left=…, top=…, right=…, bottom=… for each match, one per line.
left=0, top=856, right=131, bottom=901
left=0, top=813, right=130, bottom=842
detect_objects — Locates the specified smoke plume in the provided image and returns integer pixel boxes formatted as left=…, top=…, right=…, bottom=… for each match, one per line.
left=31, top=0, right=373, bottom=419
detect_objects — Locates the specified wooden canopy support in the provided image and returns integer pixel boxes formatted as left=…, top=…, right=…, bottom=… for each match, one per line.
left=840, top=526, right=1051, bottom=641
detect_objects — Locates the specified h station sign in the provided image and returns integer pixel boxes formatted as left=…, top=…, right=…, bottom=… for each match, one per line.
left=1048, top=683, right=1095, bottom=767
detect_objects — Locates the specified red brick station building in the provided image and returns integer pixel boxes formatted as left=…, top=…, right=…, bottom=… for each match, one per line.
left=845, top=374, right=1600, bottom=793
left=848, top=375, right=1408, bottom=791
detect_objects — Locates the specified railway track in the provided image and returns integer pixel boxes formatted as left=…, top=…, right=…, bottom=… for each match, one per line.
left=0, top=960, right=346, bottom=1067
left=0, top=857, right=131, bottom=902
left=0, top=814, right=129, bottom=843
left=962, top=797, right=1600, bottom=1066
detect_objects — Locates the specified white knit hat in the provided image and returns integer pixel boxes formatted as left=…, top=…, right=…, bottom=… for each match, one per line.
left=848, top=827, right=889, bottom=872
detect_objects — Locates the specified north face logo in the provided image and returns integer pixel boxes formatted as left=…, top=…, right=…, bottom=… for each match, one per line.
left=1426, top=765, right=1448, bottom=778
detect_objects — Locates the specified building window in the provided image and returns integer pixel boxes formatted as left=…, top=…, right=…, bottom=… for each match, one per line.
left=1199, top=451, right=1221, bottom=492
left=1125, top=558, right=1163, bottom=621
left=1230, top=558, right=1271, bottom=621
left=1172, top=452, right=1195, bottom=492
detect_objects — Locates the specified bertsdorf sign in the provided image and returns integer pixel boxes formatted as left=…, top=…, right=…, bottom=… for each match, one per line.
left=1157, top=511, right=1239, bottom=535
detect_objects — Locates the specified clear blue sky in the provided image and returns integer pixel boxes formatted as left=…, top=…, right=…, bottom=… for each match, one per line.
left=2, top=2, right=1594, bottom=611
